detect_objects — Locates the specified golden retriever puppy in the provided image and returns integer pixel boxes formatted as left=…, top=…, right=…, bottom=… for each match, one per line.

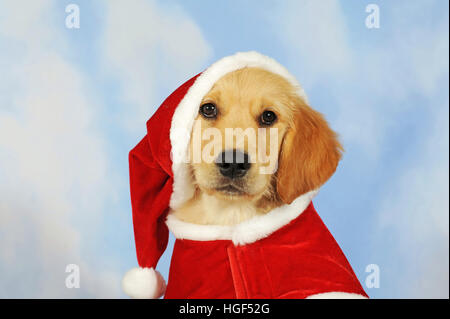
left=172, top=67, right=342, bottom=225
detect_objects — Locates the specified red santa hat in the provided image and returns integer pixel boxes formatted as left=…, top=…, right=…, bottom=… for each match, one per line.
left=122, top=51, right=308, bottom=298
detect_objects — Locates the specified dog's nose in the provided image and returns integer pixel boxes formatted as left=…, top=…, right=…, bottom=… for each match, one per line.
left=216, top=150, right=251, bottom=179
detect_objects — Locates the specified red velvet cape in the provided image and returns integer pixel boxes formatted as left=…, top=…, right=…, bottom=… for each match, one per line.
left=165, top=202, right=368, bottom=299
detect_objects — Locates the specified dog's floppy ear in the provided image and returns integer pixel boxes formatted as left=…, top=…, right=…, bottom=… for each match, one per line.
left=276, top=98, right=343, bottom=204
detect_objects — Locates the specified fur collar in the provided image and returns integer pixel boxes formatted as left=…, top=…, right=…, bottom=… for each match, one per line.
left=166, top=189, right=318, bottom=245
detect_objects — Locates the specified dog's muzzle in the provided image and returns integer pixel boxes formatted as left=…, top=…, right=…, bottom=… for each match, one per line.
left=215, top=150, right=251, bottom=179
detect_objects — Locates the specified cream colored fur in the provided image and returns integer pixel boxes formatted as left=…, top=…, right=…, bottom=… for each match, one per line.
left=173, top=191, right=266, bottom=226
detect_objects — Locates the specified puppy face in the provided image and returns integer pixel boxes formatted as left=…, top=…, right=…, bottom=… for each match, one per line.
left=189, top=68, right=294, bottom=203
left=188, top=67, right=342, bottom=207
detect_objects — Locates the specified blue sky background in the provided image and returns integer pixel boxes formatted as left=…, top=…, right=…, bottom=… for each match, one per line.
left=0, top=0, right=448, bottom=298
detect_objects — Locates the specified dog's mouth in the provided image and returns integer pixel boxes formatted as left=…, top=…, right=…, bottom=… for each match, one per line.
left=215, top=184, right=246, bottom=196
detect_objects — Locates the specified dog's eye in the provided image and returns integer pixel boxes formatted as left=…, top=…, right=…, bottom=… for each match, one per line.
left=199, top=103, right=218, bottom=119
left=260, top=110, right=277, bottom=125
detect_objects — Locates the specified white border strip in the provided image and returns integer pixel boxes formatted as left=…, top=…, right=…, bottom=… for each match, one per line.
left=306, top=292, right=368, bottom=299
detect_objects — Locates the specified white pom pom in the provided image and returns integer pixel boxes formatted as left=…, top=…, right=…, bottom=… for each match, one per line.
left=122, top=267, right=166, bottom=299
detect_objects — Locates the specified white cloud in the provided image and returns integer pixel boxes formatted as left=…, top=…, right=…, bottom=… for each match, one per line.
left=0, top=0, right=212, bottom=298
left=0, top=0, right=59, bottom=49
left=0, top=0, right=118, bottom=297
left=272, top=0, right=353, bottom=84
left=100, top=0, right=212, bottom=132
left=375, top=103, right=449, bottom=298
left=362, top=5, right=449, bottom=102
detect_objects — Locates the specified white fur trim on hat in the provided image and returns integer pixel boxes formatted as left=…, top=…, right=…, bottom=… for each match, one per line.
left=169, top=51, right=308, bottom=210
left=122, top=267, right=166, bottom=299
left=306, top=292, right=368, bottom=299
